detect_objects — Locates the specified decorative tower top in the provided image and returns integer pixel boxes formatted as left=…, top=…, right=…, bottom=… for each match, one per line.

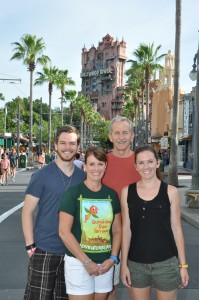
left=165, top=50, right=175, bottom=70
left=159, top=50, right=175, bottom=87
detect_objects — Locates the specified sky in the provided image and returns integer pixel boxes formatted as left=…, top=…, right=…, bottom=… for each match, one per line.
left=0, top=0, right=198, bottom=109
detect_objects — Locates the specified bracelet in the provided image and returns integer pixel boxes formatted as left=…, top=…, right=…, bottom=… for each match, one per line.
left=27, top=247, right=36, bottom=254
left=179, top=264, right=188, bottom=269
left=25, top=243, right=36, bottom=250
left=109, top=255, right=120, bottom=265
left=82, top=259, right=91, bottom=268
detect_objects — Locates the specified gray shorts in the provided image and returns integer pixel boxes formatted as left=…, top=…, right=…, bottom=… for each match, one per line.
left=128, top=256, right=181, bottom=291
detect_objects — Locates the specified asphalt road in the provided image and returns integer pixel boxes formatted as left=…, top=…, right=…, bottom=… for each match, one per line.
left=0, top=169, right=199, bottom=300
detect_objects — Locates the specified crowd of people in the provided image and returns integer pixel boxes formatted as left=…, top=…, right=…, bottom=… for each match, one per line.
left=21, top=117, right=189, bottom=300
left=0, top=147, right=18, bottom=185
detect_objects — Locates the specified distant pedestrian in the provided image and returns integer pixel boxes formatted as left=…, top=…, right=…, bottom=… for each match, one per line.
left=0, top=153, right=10, bottom=185
left=0, top=160, right=5, bottom=185
left=22, top=125, right=86, bottom=300
left=74, top=152, right=84, bottom=169
left=157, top=150, right=162, bottom=159
left=38, top=151, right=45, bottom=168
left=162, top=150, right=169, bottom=166
left=50, top=149, right=56, bottom=162
left=10, top=148, right=18, bottom=181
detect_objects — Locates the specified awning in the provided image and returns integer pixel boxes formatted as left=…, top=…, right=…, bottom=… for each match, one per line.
left=20, top=137, right=29, bottom=142
left=180, top=135, right=192, bottom=141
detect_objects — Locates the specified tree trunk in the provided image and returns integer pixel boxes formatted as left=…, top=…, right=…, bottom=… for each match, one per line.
left=168, top=0, right=181, bottom=186
left=48, top=84, right=52, bottom=154
left=145, top=68, right=150, bottom=144
left=80, top=115, right=84, bottom=149
left=28, top=70, right=34, bottom=166
left=61, top=93, right=64, bottom=126
left=83, top=120, right=87, bottom=148
left=70, top=103, right=74, bottom=125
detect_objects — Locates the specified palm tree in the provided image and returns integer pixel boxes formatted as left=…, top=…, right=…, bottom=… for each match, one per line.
left=56, top=70, right=75, bottom=125
left=63, top=90, right=77, bottom=124
left=10, top=34, right=50, bottom=165
left=168, top=0, right=181, bottom=186
left=35, top=65, right=59, bottom=154
left=127, top=43, right=166, bottom=143
left=0, top=92, right=5, bottom=101
left=74, top=94, right=93, bottom=149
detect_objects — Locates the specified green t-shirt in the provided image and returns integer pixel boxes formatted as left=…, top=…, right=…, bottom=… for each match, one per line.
left=59, top=182, right=121, bottom=263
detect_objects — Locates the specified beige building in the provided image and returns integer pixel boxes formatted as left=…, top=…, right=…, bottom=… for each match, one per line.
left=151, top=50, right=185, bottom=165
left=80, top=34, right=127, bottom=120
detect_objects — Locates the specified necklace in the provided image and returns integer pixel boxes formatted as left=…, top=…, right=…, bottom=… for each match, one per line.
left=55, top=161, right=74, bottom=191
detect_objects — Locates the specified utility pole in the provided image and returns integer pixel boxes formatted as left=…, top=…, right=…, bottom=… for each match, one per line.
left=17, top=103, right=20, bottom=156
left=0, top=78, right=21, bottom=150
left=4, top=105, right=7, bottom=135
left=39, top=97, right=43, bottom=153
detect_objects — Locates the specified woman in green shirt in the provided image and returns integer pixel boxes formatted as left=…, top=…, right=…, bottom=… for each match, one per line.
left=59, top=146, right=121, bottom=300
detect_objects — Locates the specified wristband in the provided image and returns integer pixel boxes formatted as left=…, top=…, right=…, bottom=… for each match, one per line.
left=27, top=247, right=36, bottom=254
left=179, top=264, right=188, bottom=269
left=109, top=255, right=120, bottom=265
left=25, top=243, right=36, bottom=250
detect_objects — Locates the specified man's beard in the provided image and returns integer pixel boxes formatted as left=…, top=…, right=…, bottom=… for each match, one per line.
left=57, top=150, right=76, bottom=162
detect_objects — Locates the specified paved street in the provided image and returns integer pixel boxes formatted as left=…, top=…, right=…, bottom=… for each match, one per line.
left=0, top=168, right=199, bottom=300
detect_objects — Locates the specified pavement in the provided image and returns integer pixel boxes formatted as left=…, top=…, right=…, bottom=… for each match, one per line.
left=163, top=165, right=199, bottom=230
left=0, top=164, right=199, bottom=300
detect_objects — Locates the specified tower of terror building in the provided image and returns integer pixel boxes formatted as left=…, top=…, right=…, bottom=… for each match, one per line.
left=80, top=34, right=127, bottom=120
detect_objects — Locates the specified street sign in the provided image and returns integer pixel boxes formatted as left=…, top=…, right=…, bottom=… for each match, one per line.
left=160, top=137, right=168, bottom=149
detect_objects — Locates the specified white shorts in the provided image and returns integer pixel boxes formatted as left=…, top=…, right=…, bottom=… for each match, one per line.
left=64, top=255, right=114, bottom=295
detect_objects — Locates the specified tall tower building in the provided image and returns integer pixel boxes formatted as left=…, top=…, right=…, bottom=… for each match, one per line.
left=80, top=34, right=127, bottom=120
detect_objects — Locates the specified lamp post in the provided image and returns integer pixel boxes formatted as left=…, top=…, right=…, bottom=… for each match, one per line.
left=4, top=104, right=7, bottom=136
left=39, top=97, right=43, bottom=153
left=13, top=104, right=23, bottom=156
left=4, top=104, right=7, bottom=150
left=187, top=37, right=199, bottom=206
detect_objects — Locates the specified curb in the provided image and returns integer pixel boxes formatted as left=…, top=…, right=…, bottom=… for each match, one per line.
left=181, top=207, right=199, bottom=230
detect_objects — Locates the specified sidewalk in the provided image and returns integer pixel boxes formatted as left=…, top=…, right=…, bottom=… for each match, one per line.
left=163, top=165, right=199, bottom=230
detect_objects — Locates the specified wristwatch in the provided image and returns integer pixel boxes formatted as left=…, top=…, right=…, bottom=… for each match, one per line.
left=109, top=255, right=120, bottom=265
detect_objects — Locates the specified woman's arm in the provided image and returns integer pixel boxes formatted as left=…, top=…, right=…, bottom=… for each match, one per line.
left=169, top=185, right=189, bottom=288
left=99, top=212, right=122, bottom=273
left=59, top=211, right=99, bottom=276
left=111, top=212, right=122, bottom=257
left=120, top=186, right=132, bottom=288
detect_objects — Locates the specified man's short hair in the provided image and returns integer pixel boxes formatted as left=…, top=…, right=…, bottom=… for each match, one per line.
left=55, top=125, right=80, bottom=145
left=109, top=116, right=134, bottom=134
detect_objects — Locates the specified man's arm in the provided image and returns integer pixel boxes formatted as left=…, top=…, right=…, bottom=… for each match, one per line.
left=22, top=194, right=39, bottom=253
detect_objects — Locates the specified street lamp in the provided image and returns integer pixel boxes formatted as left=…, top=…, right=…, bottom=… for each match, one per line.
left=187, top=37, right=199, bottom=206
left=4, top=104, right=7, bottom=136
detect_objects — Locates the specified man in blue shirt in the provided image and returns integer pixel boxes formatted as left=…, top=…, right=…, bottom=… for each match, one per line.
left=22, top=125, right=86, bottom=300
